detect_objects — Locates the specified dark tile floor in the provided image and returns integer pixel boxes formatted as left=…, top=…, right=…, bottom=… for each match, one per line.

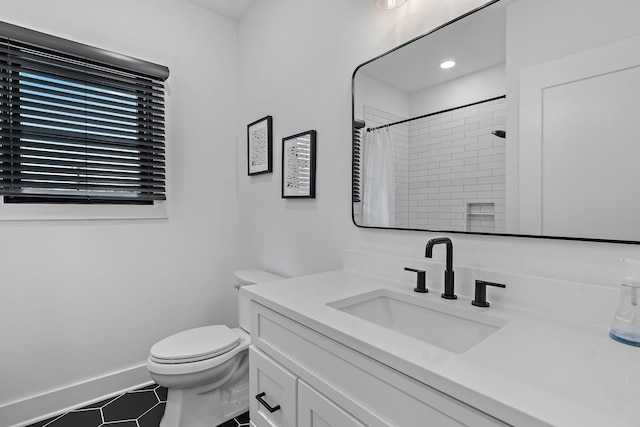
left=26, top=383, right=250, bottom=427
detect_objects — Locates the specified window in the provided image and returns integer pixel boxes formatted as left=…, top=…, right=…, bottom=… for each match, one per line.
left=0, top=22, right=169, bottom=205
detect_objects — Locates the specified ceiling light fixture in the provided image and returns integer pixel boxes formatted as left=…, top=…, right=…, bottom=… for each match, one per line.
left=440, top=60, right=456, bottom=69
left=376, top=0, right=408, bottom=10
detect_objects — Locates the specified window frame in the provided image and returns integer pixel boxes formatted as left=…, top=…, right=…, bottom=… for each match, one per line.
left=0, top=21, right=169, bottom=218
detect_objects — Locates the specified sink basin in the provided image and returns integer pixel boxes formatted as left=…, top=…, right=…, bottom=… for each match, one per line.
left=327, top=289, right=508, bottom=353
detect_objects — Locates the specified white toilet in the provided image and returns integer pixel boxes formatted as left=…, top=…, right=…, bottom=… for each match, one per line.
left=147, top=269, right=283, bottom=427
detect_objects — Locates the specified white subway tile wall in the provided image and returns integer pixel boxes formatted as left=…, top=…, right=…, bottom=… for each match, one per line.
left=363, top=98, right=506, bottom=232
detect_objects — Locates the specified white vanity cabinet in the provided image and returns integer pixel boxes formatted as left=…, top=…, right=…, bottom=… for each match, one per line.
left=249, top=301, right=509, bottom=427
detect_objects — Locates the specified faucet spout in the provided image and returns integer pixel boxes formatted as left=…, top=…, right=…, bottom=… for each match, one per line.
left=425, top=237, right=453, bottom=271
left=425, top=237, right=457, bottom=300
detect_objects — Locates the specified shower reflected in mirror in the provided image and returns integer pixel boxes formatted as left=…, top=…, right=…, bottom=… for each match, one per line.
left=352, top=0, right=640, bottom=243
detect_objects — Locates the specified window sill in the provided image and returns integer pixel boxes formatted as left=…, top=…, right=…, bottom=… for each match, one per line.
left=0, top=199, right=168, bottom=221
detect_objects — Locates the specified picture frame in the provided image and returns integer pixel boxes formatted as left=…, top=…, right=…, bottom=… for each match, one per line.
left=247, top=115, right=273, bottom=175
left=282, top=130, right=317, bottom=198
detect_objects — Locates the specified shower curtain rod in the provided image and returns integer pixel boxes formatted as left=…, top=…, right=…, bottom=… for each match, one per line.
left=366, top=94, right=505, bottom=132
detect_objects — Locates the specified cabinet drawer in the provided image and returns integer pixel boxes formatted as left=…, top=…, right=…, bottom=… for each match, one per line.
left=298, top=380, right=366, bottom=427
left=250, top=346, right=297, bottom=427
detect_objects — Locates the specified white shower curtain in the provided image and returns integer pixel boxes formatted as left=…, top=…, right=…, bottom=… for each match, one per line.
left=362, top=128, right=396, bottom=227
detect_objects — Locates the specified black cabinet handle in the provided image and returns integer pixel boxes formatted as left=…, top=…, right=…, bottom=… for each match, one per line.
left=256, top=392, right=281, bottom=413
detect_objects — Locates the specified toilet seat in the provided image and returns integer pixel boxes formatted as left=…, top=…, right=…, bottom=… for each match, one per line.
left=150, top=325, right=240, bottom=364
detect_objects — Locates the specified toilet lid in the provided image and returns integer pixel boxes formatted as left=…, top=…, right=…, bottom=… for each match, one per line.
left=150, top=325, right=240, bottom=364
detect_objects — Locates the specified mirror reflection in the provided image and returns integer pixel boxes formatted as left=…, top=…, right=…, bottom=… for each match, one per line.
left=352, top=0, right=640, bottom=243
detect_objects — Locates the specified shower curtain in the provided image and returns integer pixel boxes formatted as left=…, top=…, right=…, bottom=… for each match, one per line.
left=362, top=128, right=396, bottom=227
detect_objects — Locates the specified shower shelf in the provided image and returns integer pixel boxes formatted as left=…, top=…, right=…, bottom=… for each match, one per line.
left=466, top=202, right=496, bottom=233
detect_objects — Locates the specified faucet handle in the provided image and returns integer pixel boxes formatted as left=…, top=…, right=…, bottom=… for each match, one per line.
left=404, top=267, right=428, bottom=293
left=472, top=280, right=506, bottom=307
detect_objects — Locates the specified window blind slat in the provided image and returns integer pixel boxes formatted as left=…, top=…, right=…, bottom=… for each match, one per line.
left=0, top=64, right=164, bottom=101
left=2, top=139, right=165, bottom=161
left=0, top=99, right=165, bottom=130
left=2, top=172, right=165, bottom=185
left=6, top=80, right=165, bottom=113
left=15, top=71, right=163, bottom=105
left=0, top=126, right=165, bottom=148
left=3, top=195, right=165, bottom=203
left=1, top=139, right=164, bottom=159
left=0, top=150, right=165, bottom=170
left=14, top=114, right=164, bottom=140
left=0, top=163, right=165, bottom=179
left=0, top=181, right=165, bottom=193
left=0, top=87, right=165, bottom=121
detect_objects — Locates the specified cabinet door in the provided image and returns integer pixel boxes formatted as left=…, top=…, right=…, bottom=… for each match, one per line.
left=298, top=381, right=366, bottom=427
left=250, top=346, right=297, bottom=427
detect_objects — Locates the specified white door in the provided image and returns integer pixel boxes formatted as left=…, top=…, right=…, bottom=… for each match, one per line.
left=519, top=34, right=640, bottom=239
left=298, top=381, right=366, bottom=427
left=249, top=346, right=297, bottom=427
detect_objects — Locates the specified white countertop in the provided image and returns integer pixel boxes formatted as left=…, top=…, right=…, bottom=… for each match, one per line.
left=244, top=269, right=640, bottom=427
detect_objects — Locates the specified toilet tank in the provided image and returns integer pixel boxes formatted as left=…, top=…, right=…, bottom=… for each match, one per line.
left=234, top=269, right=283, bottom=333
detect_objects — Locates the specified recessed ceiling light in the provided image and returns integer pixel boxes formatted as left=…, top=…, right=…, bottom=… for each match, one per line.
left=440, top=60, right=456, bottom=69
left=376, top=0, right=408, bottom=10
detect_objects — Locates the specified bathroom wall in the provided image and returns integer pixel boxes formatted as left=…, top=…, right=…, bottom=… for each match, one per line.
left=409, top=63, right=506, bottom=118
left=237, top=0, right=640, bottom=289
left=236, top=0, right=496, bottom=277
left=355, top=73, right=410, bottom=122
left=0, top=0, right=241, bottom=424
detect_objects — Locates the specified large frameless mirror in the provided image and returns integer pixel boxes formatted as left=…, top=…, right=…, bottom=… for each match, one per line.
left=352, top=0, right=640, bottom=243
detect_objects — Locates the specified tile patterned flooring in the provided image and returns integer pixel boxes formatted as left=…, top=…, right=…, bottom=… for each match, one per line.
left=25, top=383, right=250, bottom=427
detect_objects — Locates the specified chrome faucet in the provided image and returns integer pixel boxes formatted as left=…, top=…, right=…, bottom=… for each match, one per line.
left=425, top=237, right=457, bottom=300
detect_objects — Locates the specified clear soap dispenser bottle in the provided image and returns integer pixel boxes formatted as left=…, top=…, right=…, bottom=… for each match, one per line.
left=610, top=259, right=640, bottom=347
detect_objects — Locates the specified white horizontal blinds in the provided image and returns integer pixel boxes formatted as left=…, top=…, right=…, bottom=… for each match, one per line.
left=0, top=33, right=167, bottom=203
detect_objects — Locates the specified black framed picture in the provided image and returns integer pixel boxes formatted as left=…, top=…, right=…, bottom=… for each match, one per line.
left=282, top=130, right=316, bottom=198
left=247, top=115, right=273, bottom=175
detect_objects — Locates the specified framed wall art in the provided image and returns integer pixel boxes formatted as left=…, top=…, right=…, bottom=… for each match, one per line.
left=247, top=115, right=273, bottom=175
left=282, top=130, right=317, bottom=198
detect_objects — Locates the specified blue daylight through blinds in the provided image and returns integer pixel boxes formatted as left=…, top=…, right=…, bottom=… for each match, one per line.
left=0, top=32, right=167, bottom=203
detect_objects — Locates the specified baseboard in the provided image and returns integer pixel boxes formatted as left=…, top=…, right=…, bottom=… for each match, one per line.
left=2, top=364, right=152, bottom=427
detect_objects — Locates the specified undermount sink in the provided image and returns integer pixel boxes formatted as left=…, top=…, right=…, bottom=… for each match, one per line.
left=327, top=289, right=508, bottom=353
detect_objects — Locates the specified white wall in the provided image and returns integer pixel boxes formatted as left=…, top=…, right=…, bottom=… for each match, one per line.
left=0, top=0, right=241, bottom=424
left=355, top=73, right=410, bottom=121
left=237, top=0, right=493, bottom=277
left=237, top=0, right=640, bottom=293
left=409, top=63, right=506, bottom=117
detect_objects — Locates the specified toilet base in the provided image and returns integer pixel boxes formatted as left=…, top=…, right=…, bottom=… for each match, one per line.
left=160, top=370, right=249, bottom=427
